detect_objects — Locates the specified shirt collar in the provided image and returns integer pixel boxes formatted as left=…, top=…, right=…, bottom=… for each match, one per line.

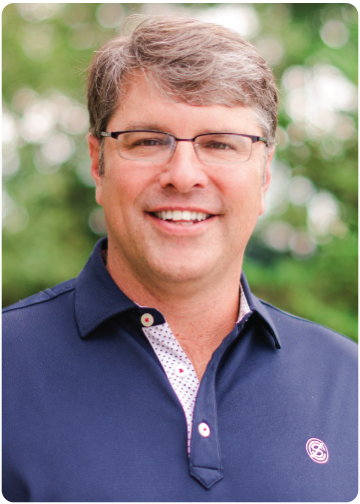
left=75, top=238, right=137, bottom=337
left=75, top=237, right=281, bottom=349
left=240, top=271, right=281, bottom=349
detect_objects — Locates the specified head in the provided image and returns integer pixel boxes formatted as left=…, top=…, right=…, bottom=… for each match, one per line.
left=86, top=16, right=278, bottom=295
left=87, top=15, right=278, bottom=175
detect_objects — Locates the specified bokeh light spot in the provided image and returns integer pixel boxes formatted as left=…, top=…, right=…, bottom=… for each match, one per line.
left=321, top=20, right=349, bottom=48
left=288, top=176, right=316, bottom=207
left=89, top=207, right=107, bottom=235
left=196, top=5, right=260, bottom=38
left=22, top=24, right=54, bottom=59
left=263, top=221, right=295, bottom=252
left=2, top=112, right=19, bottom=146
left=68, top=24, right=95, bottom=50
left=2, top=191, right=29, bottom=234
left=16, top=3, right=63, bottom=22
left=2, top=147, right=20, bottom=179
left=289, top=230, right=316, bottom=259
left=307, top=191, right=339, bottom=236
left=256, top=38, right=284, bottom=65
left=19, top=100, right=56, bottom=143
left=77, top=160, right=95, bottom=187
left=40, top=133, right=75, bottom=165
left=96, top=3, right=124, bottom=29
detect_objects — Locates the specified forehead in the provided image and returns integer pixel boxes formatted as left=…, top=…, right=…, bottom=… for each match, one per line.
left=109, top=75, right=261, bottom=135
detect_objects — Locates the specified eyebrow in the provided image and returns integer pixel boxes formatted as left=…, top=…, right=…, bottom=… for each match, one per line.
left=118, top=122, right=239, bottom=135
left=122, top=122, right=169, bottom=132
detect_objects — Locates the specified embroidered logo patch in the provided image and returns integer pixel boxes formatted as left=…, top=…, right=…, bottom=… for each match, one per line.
left=306, top=438, right=329, bottom=464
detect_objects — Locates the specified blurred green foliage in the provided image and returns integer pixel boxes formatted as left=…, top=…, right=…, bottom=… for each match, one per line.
left=2, top=3, right=358, bottom=342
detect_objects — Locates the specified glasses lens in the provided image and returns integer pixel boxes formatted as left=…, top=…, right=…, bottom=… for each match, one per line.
left=195, top=134, right=252, bottom=163
left=117, top=131, right=173, bottom=161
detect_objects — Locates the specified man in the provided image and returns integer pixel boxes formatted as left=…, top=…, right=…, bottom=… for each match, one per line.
left=3, top=16, right=357, bottom=502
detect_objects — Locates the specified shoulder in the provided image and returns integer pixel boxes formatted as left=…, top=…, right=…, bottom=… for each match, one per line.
left=3, top=278, right=76, bottom=314
left=258, top=298, right=357, bottom=360
left=3, top=278, right=81, bottom=378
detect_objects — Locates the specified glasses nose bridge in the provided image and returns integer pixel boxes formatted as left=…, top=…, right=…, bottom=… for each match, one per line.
left=172, top=136, right=197, bottom=159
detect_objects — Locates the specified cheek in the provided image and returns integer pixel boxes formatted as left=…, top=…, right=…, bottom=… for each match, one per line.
left=220, top=168, right=263, bottom=212
left=225, top=186, right=264, bottom=246
left=102, top=167, right=152, bottom=223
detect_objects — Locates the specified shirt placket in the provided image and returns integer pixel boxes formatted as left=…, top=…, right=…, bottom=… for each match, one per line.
left=139, top=285, right=252, bottom=488
left=142, top=322, right=200, bottom=454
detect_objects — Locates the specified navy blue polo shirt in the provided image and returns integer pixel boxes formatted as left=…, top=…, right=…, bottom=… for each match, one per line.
left=3, top=238, right=357, bottom=501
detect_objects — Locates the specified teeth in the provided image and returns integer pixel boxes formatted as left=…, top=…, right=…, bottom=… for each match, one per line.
left=154, top=210, right=210, bottom=222
left=172, top=210, right=182, bottom=221
left=182, top=210, right=191, bottom=221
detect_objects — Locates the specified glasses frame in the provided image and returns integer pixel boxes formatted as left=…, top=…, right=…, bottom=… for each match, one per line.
left=100, top=130, right=268, bottom=163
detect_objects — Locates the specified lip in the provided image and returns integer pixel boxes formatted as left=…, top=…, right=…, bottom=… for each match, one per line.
left=148, top=206, right=217, bottom=215
left=146, top=211, right=218, bottom=235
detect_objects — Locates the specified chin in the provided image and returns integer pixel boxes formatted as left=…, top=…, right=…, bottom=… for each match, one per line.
left=149, top=256, right=213, bottom=284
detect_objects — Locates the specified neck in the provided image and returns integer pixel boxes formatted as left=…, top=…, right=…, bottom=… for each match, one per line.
left=106, top=244, right=242, bottom=380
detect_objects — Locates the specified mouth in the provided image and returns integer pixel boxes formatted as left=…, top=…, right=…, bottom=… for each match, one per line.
left=150, top=209, right=214, bottom=226
left=146, top=211, right=219, bottom=234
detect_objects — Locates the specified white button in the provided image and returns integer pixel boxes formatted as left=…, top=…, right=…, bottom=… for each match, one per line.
left=174, top=364, right=188, bottom=378
left=141, top=313, right=154, bottom=327
left=198, top=422, right=210, bottom=437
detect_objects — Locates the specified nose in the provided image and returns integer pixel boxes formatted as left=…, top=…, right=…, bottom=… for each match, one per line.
left=158, top=141, right=209, bottom=193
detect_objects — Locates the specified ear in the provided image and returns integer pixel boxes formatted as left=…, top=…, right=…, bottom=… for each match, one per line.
left=88, top=134, right=103, bottom=206
left=259, top=146, right=275, bottom=216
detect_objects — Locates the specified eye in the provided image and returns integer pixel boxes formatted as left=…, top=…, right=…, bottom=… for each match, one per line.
left=124, top=133, right=172, bottom=150
left=134, top=138, right=163, bottom=147
left=206, top=141, right=233, bottom=150
left=202, top=140, right=236, bottom=151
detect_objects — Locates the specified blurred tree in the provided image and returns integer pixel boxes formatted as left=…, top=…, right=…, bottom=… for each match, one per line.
left=2, top=3, right=358, bottom=341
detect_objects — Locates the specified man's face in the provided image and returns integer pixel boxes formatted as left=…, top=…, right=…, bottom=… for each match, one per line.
left=89, top=76, right=274, bottom=289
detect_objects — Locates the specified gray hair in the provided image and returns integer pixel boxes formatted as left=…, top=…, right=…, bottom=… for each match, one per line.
left=87, top=15, right=278, bottom=173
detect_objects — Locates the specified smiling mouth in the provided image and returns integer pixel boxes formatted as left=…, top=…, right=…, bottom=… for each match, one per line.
left=151, top=210, right=213, bottom=226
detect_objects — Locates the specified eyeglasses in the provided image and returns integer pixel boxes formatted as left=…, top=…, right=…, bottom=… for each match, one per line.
left=100, top=130, right=268, bottom=164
